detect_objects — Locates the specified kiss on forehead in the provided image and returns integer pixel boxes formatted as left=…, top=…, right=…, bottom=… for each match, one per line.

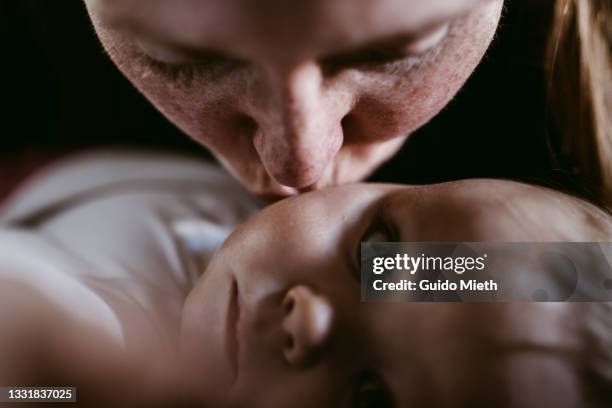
left=0, top=0, right=609, bottom=406
left=85, top=0, right=503, bottom=198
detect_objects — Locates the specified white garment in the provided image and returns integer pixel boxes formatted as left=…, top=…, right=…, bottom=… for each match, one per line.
left=0, top=150, right=261, bottom=350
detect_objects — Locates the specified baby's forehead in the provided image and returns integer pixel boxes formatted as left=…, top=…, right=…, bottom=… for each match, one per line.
left=472, top=303, right=583, bottom=348
left=368, top=302, right=587, bottom=381
left=469, top=304, right=587, bottom=400
left=377, top=302, right=583, bottom=347
left=371, top=303, right=588, bottom=405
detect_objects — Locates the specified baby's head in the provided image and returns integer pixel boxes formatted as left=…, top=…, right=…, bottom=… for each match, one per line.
left=180, top=180, right=612, bottom=407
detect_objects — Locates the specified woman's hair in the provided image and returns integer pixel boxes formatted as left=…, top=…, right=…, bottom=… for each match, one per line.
left=547, top=0, right=611, bottom=207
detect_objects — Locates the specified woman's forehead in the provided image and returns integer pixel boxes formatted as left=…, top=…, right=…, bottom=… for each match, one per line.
left=87, top=0, right=486, bottom=61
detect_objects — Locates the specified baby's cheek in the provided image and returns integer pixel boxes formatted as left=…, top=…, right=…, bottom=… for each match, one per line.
left=500, top=355, right=582, bottom=408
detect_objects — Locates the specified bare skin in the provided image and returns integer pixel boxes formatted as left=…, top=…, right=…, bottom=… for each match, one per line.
left=3, top=179, right=610, bottom=406
left=84, top=0, right=504, bottom=198
left=181, top=180, right=612, bottom=406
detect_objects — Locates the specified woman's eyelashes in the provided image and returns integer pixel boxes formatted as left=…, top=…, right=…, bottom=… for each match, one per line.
left=322, top=24, right=450, bottom=71
left=350, top=372, right=394, bottom=408
left=135, top=40, right=244, bottom=79
left=404, top=23, right=450, bottom=55
left=137, top=21, right=452, bottom=79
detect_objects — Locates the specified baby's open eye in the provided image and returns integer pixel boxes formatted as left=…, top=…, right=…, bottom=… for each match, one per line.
left=354, top=214, right=398, bottom=279
left=362, top=227, right=391, bottom=244
left=351, top=372, right=394, bottom=408
left=361, top=214, right=397, bottom=244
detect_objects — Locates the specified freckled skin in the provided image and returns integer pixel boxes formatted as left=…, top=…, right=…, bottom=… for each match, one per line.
left=85, top=0, right=503, bottom=197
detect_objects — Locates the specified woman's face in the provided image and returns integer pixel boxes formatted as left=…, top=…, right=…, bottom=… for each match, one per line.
left=84, top=0, right=503, bottom=199
left=180, top=181, right=586, bottom=407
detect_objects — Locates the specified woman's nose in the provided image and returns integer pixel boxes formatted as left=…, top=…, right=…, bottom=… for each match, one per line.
left=281, top=285, right=335, bottom=366
left=252, top=62, right=346, bottom=189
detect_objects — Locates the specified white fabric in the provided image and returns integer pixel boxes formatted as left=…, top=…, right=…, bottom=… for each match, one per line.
left=0, top=150, right=261, bottom=350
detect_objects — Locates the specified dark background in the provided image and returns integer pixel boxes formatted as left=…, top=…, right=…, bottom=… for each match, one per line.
left=0, top=0, right=562, bottom=200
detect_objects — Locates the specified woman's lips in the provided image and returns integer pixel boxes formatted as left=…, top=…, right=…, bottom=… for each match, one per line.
left=256, top=189, right=299, bottom=204
left=225, top=278, right=241, bottom=382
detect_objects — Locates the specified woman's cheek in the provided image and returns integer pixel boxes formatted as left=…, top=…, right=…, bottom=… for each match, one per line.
left=345, top=2, right=502, bottom=141
left=94, top=27, right=252, bottom=149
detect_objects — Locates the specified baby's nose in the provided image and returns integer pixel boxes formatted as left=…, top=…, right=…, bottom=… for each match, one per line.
left=281, top=285, right=335, bottom=366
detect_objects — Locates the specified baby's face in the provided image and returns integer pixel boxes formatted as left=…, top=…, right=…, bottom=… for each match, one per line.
left=180, top=181, right=605, bottom=407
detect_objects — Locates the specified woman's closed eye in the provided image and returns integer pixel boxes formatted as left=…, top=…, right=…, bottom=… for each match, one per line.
left=134, top=38, right=245, bottom=80
left=350, top=372, right=395, bottom=408
left=322, top=23, right=450, bottom=71
left=136, top=21, right=451, bottom=79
